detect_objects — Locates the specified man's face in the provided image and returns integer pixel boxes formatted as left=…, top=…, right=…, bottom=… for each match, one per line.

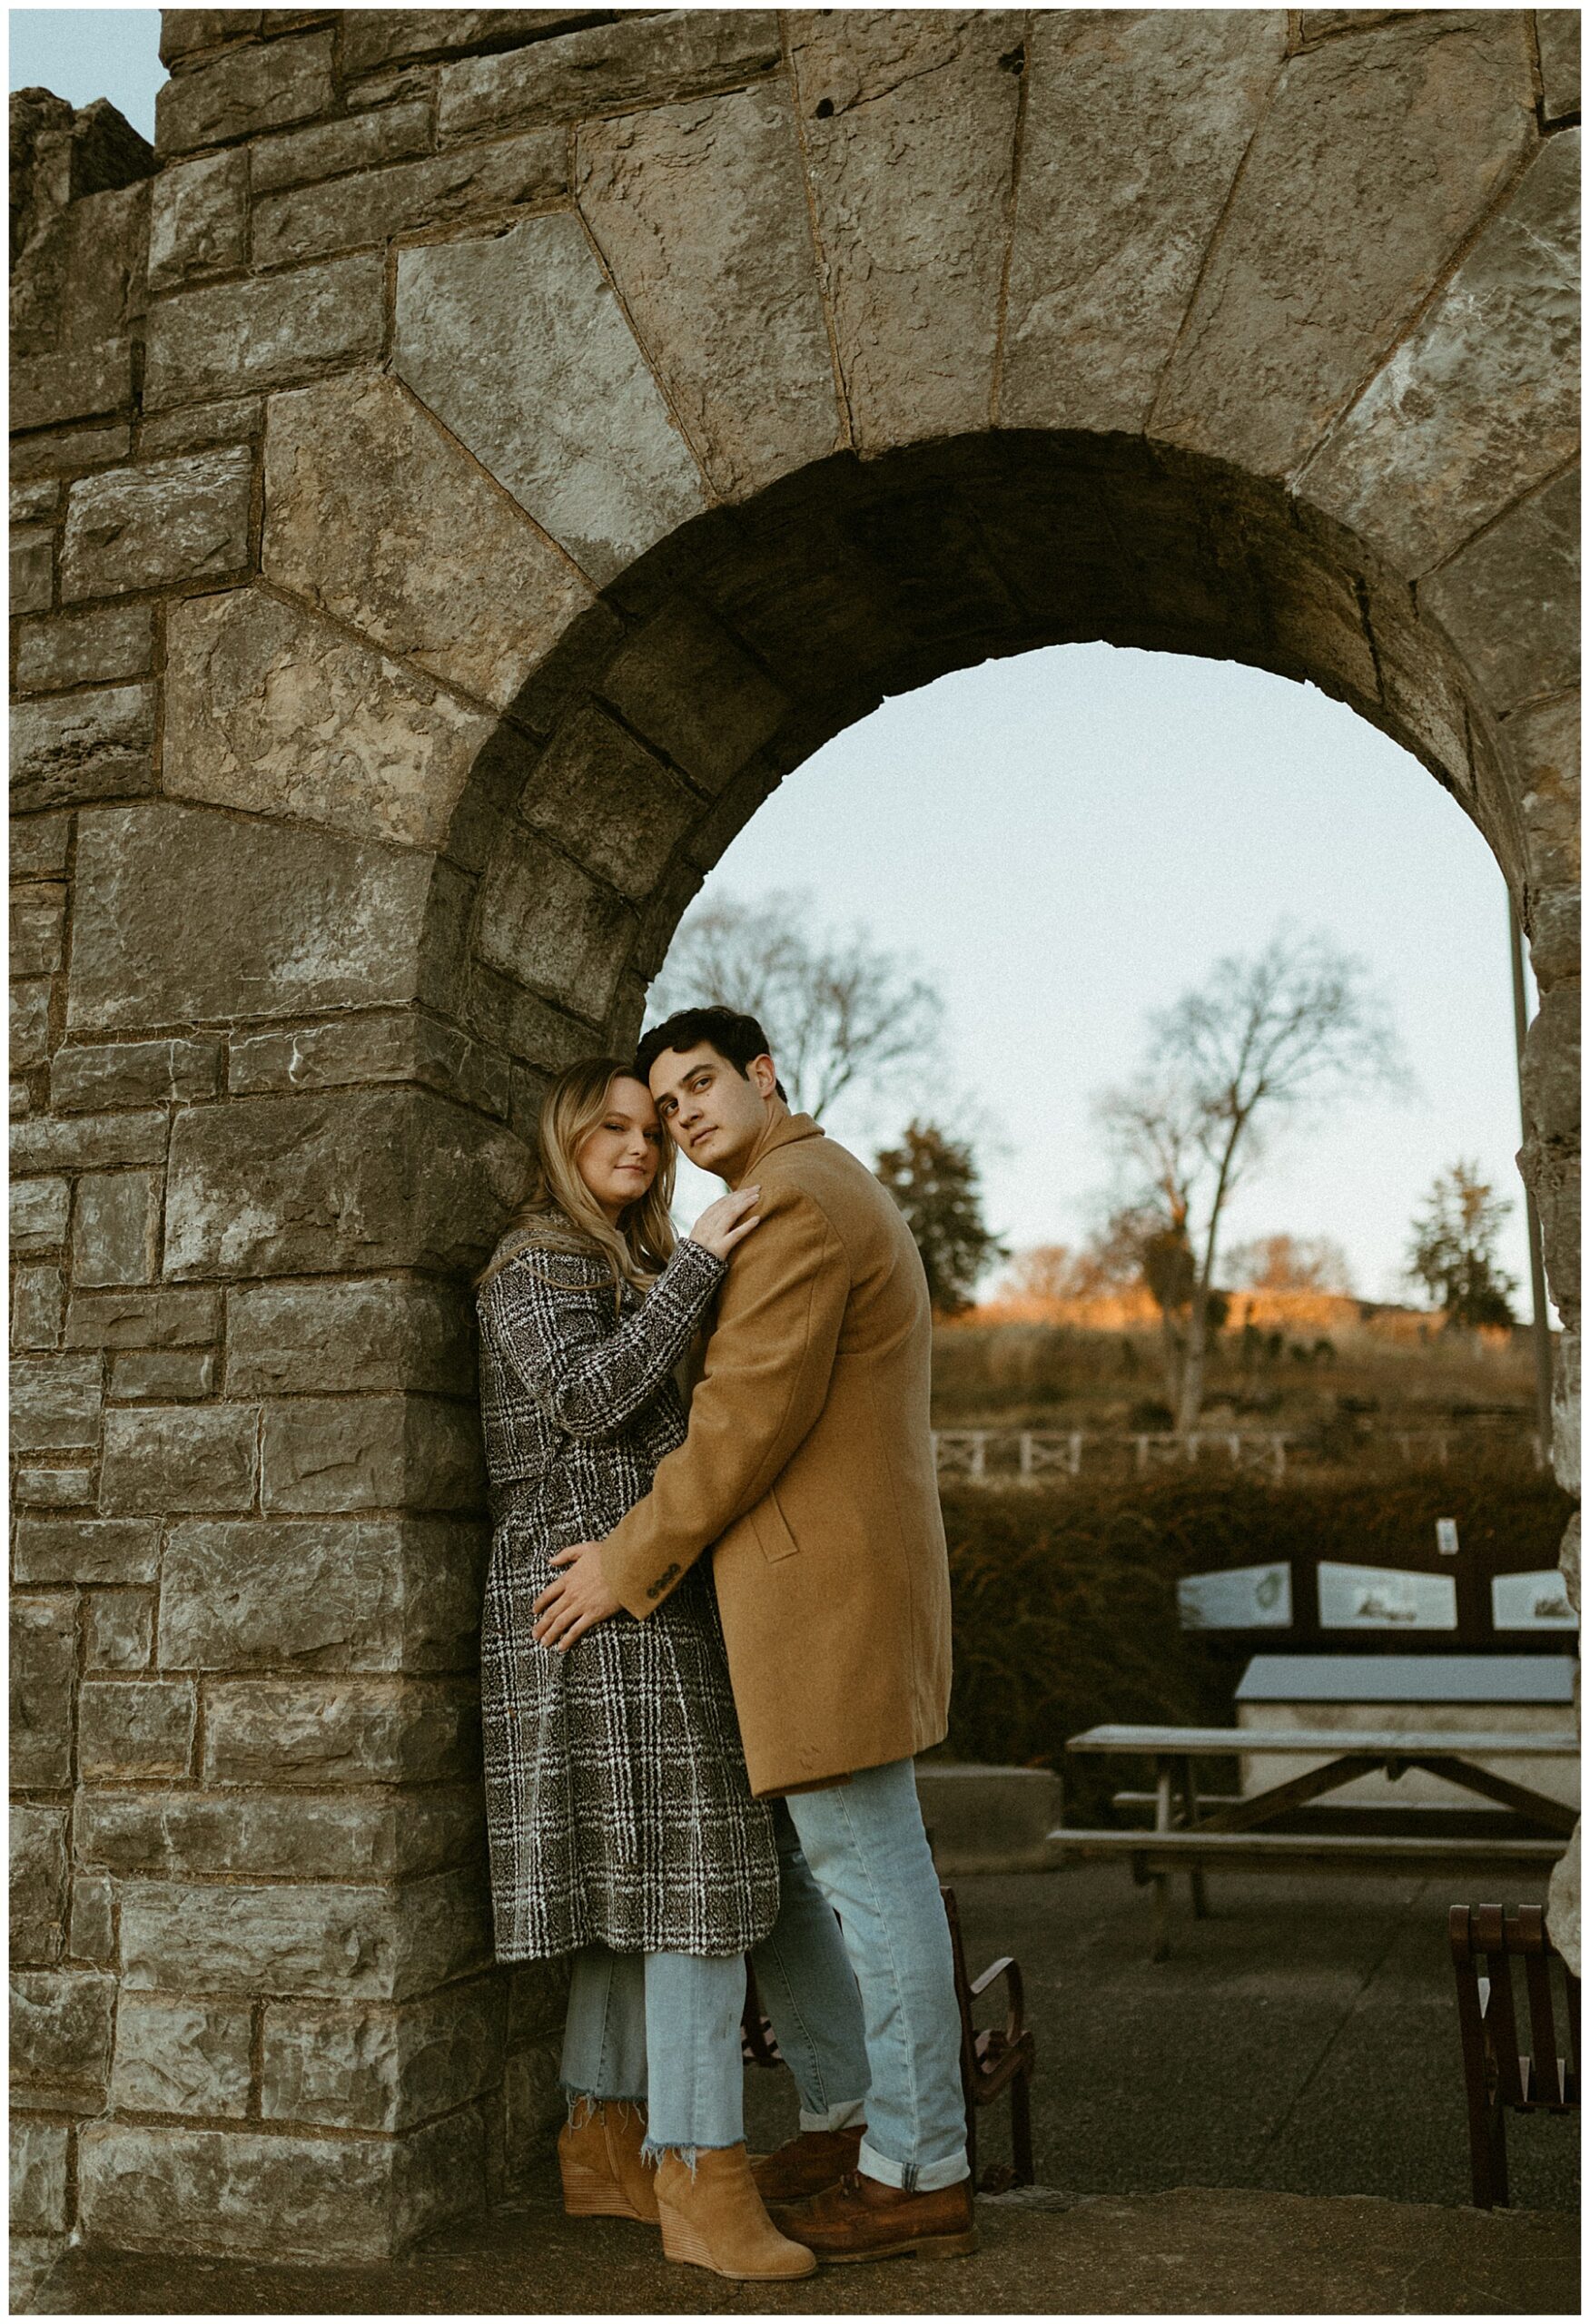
left=647, top=1042, right=776, bottom=1178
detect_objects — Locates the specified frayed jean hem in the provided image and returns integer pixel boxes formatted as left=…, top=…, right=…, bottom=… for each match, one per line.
left=563, top=2087, right=647, bottom=2127
left=638, top=2137, right=741, bottom=2174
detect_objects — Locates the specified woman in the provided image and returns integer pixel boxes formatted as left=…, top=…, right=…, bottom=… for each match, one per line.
left=475, top=1057, right=815, bottom=2283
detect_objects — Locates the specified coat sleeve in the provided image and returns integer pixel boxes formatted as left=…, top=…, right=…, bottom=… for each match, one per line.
left=598, top=1180, right=849, bottom=1617
left=478, top=1238, right=726, bottom=1443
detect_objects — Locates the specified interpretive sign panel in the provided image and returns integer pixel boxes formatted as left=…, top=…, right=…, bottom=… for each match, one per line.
left=1177, top=1562, right=1292, bottom=1630
left=1318, top=1562, right=1457, bottom=1630
left=1491, top=1571, right=1579, bottom=1630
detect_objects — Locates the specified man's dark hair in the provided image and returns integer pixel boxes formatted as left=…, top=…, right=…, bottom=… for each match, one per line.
left=635, top=1006, right=788, bottom=1103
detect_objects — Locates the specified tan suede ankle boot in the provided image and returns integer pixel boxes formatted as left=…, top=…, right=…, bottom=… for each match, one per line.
left=655, top=2143, right=818, bottom=2280
left=558, top=2102, right=659, bottom=2223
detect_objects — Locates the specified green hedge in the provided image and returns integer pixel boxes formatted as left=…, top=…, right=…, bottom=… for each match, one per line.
left=938, top=1472, right=1575, bottom=1825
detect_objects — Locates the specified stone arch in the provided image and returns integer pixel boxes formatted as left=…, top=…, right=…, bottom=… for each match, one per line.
left=10, top=5, right=1577, bottom=2265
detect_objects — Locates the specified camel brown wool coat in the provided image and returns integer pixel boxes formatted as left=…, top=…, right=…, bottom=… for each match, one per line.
left=597, top=1111, right=953, bottom=1797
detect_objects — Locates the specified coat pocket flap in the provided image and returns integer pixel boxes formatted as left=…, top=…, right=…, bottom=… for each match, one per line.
left=747, top=1490, right=800, bottom=1563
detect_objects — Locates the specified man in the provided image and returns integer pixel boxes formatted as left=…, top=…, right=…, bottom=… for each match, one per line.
left=531, top=1005, right=974, bottom=2263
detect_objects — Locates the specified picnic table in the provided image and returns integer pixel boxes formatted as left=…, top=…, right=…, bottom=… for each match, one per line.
left=1055, top=1722, right=1578, bottom=1958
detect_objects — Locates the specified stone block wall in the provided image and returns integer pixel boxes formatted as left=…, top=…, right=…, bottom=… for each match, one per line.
left=11, top=3, right=1578, bottom=2262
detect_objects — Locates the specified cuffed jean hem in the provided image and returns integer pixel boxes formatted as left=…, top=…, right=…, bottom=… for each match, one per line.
left=859, top=2139, right=971, bottom=2194
left=798, top=2097, right=868, bottom=2134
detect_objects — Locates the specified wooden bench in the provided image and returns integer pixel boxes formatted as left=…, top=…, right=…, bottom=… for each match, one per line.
left=741, top=1884, right=1036, bottom=2193
left=1449, top=1904, right=1581, bottom=2208
left=1057, top=1723, right=1576, bottom=1958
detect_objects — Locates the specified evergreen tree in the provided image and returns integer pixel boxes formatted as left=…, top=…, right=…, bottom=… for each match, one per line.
left=874, top=1121, right=1006, bottom=1317
left=1407, top=1160, right=1518, bottom=1328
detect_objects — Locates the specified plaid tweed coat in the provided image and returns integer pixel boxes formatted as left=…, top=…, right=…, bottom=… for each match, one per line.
left=476, top=1226, right=779, bottom=1961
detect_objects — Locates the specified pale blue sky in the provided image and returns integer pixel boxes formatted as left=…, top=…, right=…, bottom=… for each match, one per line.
left=12, top=9, right=1539, bottom=1310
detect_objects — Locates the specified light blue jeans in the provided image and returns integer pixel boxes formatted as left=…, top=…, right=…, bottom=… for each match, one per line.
left=562, top=1758, right=968, bottom=2191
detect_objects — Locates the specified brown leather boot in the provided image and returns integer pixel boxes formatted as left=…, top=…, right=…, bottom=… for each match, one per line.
left=655, top=2143, right=817, bottom=2280
left=751, top=2123, right=865, bottom=2204
left=558, top=2102, right=659, bottom=2224
left=775, top=2169, right=978, bottom=2263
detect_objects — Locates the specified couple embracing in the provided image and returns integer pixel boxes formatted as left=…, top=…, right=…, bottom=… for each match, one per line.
left=475, top=1006, right=974, bottom=2282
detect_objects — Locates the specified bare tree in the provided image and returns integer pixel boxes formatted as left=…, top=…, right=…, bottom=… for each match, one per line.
left=1225, top=1232, right=1356, bottom=1295
left=1095, top=927, right=1406, bottom=1434
left=651, top=888, right=944, bottom=1123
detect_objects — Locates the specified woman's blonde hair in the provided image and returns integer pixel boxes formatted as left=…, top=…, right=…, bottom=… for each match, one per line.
left=478, top=1057, right=676, bottom=1294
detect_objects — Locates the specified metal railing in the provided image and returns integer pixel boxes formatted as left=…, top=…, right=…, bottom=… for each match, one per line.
left=929, top=1425, right=1542, bottom=1482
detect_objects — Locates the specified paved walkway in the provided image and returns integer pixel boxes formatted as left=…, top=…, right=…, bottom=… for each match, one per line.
left=17, top=1862, right=1579, bottom=2314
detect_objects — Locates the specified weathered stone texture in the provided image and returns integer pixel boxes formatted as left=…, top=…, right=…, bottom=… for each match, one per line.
left=346, top=10, right=616, bottom=77
left=13, top=1518, right=161, bottom=1588
left=438, top=11, right=780, bottom=142
left=11, top=1808, right=69, bottom=1965
left=72, top=1171, right=162, bottom=1289
left=143, top=256, right=385, bottom=407
left=790, top=12, right=1022, bottom=449
left=262, top=373, right=593, bottom=712
left=475, top=832, right=636, bottom=1023
left=227, top=1011, right=509, bottom=1118
left=53, top=1037, right=224, bottom=1111
left=11, top=1969, right=115, bottom=2106
left=1536, top=9, right=1579, bottom=119
left=78, top=2108, right=483, bottom=2264
left=11, top=2116, right=70, bottom=2233
left=64, top=1286, right=222, bottom=1350
left=1154, top=13, right=1536, bottom=479
left=11, top=881, right=67, bottom=978
left=12, top=982, right=54, bottom=1072
left=119, top=1867, right=490, bottom=2001
left=1304, top=132, right=1579, bottom=574
left=79, top=1784, right=477, bottom=1882
left=10, top=419, right=133, bottom=481
left=518, top=704, right=700, bottom=900
left=394, top=210, right=708, bottom=584
left=1421, top=464, right=1578, bottom=714
left=1506, top=693, right=1580, bottom=987
left=11, top=1355, right=104, bottom=1451
left=12, top=1596, right=78, bottom=1789
left=250, top=99, right=432, bottom=193
left=164, top=1088, right=523, bottom=1278
left=110, top=1348, right=217, bottom=1402
left=156, top=31, right=337, bottom=154
left=139, top=394, right=265, bottom=456
left=10, top=812, right=73, bottom=880
left=15, top=602, right=155, bottom=692
left=63, top=447, right=253, bottom=601
left=253, top=131, right=565, bottom=265
left=77, top=1678, right=198, bottom=1778
left=11, top=683, right=154, bottom=813
left=262, top=1977, right=503, bottom=2131
left=83, top=1588, right=156, bottom=1669
left=147, top=148, right=249, bottom=290
left=601, top=601, right=788, bottom=793
left=202, top=1678, right=480, bottom=1787
left=261, top=1394, right=483, bottom=1513
left=12, top=1264, right=67, bottom=1352
left=163, top=589, right=490, bottom=850
left=577, top=82, right=838, bottom=498
left=158, top=1517, right=485, bottom=1672
left=69, top=1867, right=116, bottom=1965
left=100, top=1404, right=257, bottom=1513
left=12, top=527, right=54, bottom=614
left=67, top=802, right=435, bottom=1033
left=14, top=1108, right=169, bottom=1172
left=14, top=1466, right=96, bottom=1512
left=108, top=1994, right=252, bottom=2118
left=229, top=1276, right=473, bottom=1396
left=1003, top=11, right=1288, bottom=435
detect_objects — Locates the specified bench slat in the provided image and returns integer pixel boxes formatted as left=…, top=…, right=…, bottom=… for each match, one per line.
left=1068, top=1725, right=1578, bottom=1756
left=1050, top=1827, right=1566, bottom=1873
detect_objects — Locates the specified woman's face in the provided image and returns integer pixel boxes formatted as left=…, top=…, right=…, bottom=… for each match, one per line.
left=575, top=1076, right=664, bottom=1221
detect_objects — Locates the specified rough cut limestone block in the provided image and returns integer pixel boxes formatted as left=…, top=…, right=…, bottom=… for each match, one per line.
left=12, top=527, right=54, bottom=615
left=118, top=1866, right=491, bottom=2003
left=226, top=1276, right=474, bottom=1399
left=10, top=2118, right=70, bottom=2234
left=12, top=338, right=135, bottom=434
left=155, top=30, right=337, bottom=155
left=201, top=1677, right=480, bottom=1788
left=163, top=1088, right=524, bottom=1279
left=12, top=1518, right=160, bottom=1588
left=1302, top=131, right=1579, bottom=576
left=260, top=1394, right=485, bottom=1514
left=69, top=1868, right=115, bottom=1966
left=262, top=1976, right=505, bottom=2132
left=78, top=2108, right=484, bottom=2264
left=148, top=148, right=250, bottom=290
left=76, top=1678, right=198, bottom=1779
left=10, top=683, right=154, bottom=813
left=158, top=1516, right=485, bottom=1674
left=13, top=1108, right=170, bottom=1173
left=437, top=10, right=780, bottom=142
left=72, top=1171, right=161, bottom=1290
left=226, top=1010, right=509, bottom=1120
left=109, top=1347, right=217, bottom=1402
left=250, top=99, right=432, bottom=193
left=599, top=600, right=788, bottom=795
left=10, top=1355, right=104, bottom=1452
left=1421, top=464, right=1578, bottom=715
left=474, top=829, right=637, bottom=1024
left=262, top=372, right=593, bottom=713
left=164, top=589, right=491, bottom=852
left=1002, top=10, right=1288, bottom=435
left=63, top=1286, right=222, bottom=1350
left=143, top=255, right=385, bottom=408
left=140, top=394, right=264, bottom=456
left=344, top=10, right=601, bottom=77
left=11, top=980, right=53, bottom=1072
left=108, top=1994, right=252, bottom=2118
left=10, top=813, right=72, bottom=880
left=78, top=1783, right=479, bottom=1884
left=52, top=1037, right=223, bottom=1111
left=518, top=704, right=700, bottom=901
left=11, top=882, right=67, bottom=978
left=789, top=11, right=1022, bottom=451
left=158, top=11, right=266, bottom=66
left=1537, top=9, right=1580, bottom=118
left=100, top=1405, right=257, bottom=1514
left=577, top=81, right=837, bottom=500
left=11, top=1595, right=78, bottom=1789
left=9, top=419, right=133, bottom=482
left=62, top=447, right=254, bottom=600
left=394, top=209, right=708, bottom=585
left=15, top=603, right=155, bottom=692
left=12, top=1264, right=66, bottom=1352
left=1153, top=13, right=1535, bottom=480
left=10, top=1969, right=116, bottom=2107
left=11, top=1808, right=69, bottom=1966
left=13, top=1467, right=96, bottom=1512
left=67, top=802, right=436, bottom=1034
left=82, top=1587, right=155, bottom=1669
left=253, top=130, right=566, bottom=266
